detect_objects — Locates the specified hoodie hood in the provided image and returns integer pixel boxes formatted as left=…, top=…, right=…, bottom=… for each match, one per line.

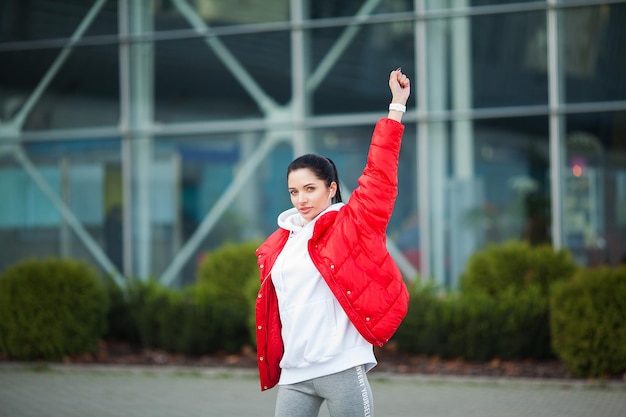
left=277, top=203, right=344, bottom=233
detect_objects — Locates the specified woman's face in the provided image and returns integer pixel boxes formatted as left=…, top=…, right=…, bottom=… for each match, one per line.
left=288, top=168, right=336, bottom=224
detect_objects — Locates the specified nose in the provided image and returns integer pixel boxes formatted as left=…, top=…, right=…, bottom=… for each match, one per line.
left=298, top=193, right=307, bottom=203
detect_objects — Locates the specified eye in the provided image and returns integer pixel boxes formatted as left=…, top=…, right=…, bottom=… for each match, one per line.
left=306, top=186, right=315, bottom=192
left=289, top=190, right=297, bottom=196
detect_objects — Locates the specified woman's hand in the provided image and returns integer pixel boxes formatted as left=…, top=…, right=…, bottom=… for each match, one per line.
left=388, top=68, right=410, bottom=122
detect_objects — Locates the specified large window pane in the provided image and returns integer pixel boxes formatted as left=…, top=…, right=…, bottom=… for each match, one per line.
left=561, top=4, right=626, bottom=103
left=155, top=0, right=289, bottom=29
left=311, top=22, right=414, bottom=115
left=0, top=44, right=119, bottom=131
left=151, top=131, right=269, bottom=285
left=0, top=139, right=122, bottom=274
left=0, top=48, right=57, bottom=127
left=310, top=0, right=413, bottom=19
left=564, top=111, right=626, bottom=267
left=472, top=11, right=548, bottom=108
left=428, top=116, right=550, bottom=287
left=154, top=31, right=290, bottom=123
left=0, top=0, right=118, bottom=43
left=474, top=117, right=551, bottom=244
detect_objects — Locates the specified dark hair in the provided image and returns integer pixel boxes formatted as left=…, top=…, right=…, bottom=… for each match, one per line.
left=287, top=154, right=343, bottom=203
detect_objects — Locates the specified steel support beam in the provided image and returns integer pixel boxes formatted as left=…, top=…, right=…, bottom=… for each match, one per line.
left=119, top=0, right=155, bottom=280
left=416, top=0, right=431, bottom=282
left=547, top=0, right=565, bottom=249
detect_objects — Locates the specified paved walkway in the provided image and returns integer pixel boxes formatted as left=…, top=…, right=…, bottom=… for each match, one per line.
left=1, top=363, right=625, bottom=417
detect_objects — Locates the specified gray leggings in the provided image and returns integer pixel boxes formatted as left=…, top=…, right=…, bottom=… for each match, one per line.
left=274, top=365, right=374, bottom=417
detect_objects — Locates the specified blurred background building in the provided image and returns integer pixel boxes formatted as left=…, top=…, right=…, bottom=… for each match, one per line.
left=0, top=0, right=624, bottom=288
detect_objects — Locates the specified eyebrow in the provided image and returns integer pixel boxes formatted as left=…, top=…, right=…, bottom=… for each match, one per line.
left=288, top=183, right=316, bottom=190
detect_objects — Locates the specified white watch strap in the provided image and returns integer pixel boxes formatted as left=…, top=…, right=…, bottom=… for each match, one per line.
left=389, top=103, right=406, bottom=113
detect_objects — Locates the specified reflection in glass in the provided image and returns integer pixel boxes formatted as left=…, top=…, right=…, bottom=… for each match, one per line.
left=155, top=0, right=289, bottom=28
left=311, top=23, right=414, bottom=115
left=564, top=111, right=626, bottom=267
left=561, top=4, right=626, bottom=103
left=473, top=117, right=551, bottom=245
left=435, top=116, right=550, bottom=287
left=0, top=139, right=122, bottom=274
left=0, top=45, right=119, bottom=131
left=311, top=0, right=412, bottom=18
left=154, top=32, right=290, bottom=123
left=152, top=132, right=269, bottom=285
left=0, top=0, right=118, bottom=42
left=472, top=11, right=548, bottom=108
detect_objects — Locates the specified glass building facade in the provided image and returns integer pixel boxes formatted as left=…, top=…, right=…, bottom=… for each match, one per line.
left=1, top=0, right=625, bottom=288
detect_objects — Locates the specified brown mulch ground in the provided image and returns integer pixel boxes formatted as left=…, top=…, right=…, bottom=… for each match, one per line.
left=4, top=340, right=585, bottom=380
left=4, top=340, right=625, bottom=381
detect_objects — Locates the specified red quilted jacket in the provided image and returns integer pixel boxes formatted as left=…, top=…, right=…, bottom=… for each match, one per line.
left=255, top=118, right=410, bottom=391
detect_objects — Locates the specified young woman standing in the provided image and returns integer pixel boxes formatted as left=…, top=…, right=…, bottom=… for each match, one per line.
left=255, top=68, right=411, bottom=417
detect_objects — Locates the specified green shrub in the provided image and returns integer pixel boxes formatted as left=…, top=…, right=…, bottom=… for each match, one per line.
left=395, top=282, right=552, bottom=360
left=124, top=280, right=192, bottom=353
left=0, top=258, right=108, bottom=360
left=551, top=266, right=626, bottom=378
left=108, top=228, right=262, bottom=356
left=103, top=278, right=141, bottom=345
left=124, top=279, right=242, bottom=355
left=197, top=241, right=260, bottom=292
left=394, top=282, right=446, bottom=355
left=455, top=286, right=551, bottom=360
left=196, top=241, right=261, bottom=351
left=460, top=240, right=577, bottom=298
left=493, top=286, right=552, bottom=359
left=123, top=279, right=163, bottom=350
left=185, top=285, right=221, bottom=354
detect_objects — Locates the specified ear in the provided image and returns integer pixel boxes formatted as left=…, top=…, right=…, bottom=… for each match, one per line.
left=329, top=182, right=337, bottom=199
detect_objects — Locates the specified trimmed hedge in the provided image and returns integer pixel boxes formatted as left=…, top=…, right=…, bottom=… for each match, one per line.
left=0, top=258, right=108, bottom=360
left=395, top=241, right=578, bottom=361
left=197, top=241, right=260, bottom=292
left=395, top=283, right=551, bottom=360
left=196, top=241, right=261, bottom=352
left=14, top=239, right=618, bottom=373
left=103, top=277, right=141, bottom=345
left=120, top=280, right=222, bottom=355
left=394, top=283, right=445, bottom=356
left=460, top=240, right=577, bottom=298
left=551, top=266, right=626, bottom=378
left=116, top=239, right=262, bottom=355
left=101, top=241, right=262, bottom=356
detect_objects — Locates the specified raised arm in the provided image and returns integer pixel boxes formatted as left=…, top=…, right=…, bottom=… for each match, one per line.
left=338, top=69, right=411, bottom=237
left=387, top=68, right=411, bottom=123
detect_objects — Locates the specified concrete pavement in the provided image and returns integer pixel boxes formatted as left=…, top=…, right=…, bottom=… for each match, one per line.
left=1, top=363, right=625, bottom=417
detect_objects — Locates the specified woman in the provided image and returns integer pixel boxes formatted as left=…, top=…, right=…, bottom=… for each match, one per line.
left=255, top=68, right=410, bottom=417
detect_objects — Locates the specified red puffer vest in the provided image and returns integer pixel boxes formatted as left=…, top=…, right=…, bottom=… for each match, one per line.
left=255, top=118, right=410, bottom=391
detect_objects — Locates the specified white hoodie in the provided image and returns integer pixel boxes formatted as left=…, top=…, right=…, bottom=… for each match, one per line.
left=271, top=204, right=377, bottom=385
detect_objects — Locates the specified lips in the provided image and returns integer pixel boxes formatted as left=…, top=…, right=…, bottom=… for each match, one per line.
left=299, top=207, right=312, bottom=215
